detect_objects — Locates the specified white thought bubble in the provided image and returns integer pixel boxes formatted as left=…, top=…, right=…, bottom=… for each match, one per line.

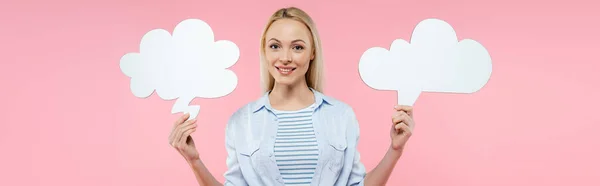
left=359, top=18, right=493, bottom=106
left=120, top=19, right=240, bottom=120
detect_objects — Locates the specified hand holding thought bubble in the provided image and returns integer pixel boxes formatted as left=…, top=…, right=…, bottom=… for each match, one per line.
left=359, top=18, right=493, bottom=106
left=120, top=19, right=239, bottom=120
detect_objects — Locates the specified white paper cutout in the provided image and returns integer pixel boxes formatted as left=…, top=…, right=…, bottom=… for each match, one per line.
left=120, top=19, right=240, bottom=120
left=358, top=18, right=492, bottom=106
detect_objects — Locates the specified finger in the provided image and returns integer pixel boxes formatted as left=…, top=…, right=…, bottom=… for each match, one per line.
left=397, top=111, right=414, bottom=129
left=174, top=113, right=191, bottom=126
left=178, top=124, right=197, bottom=144
left=172, top=124, right=184, bottom=147
left=176, top=118, right=197, bottom=136
left=178, top=123, right=198, bottom=143
left=173, top=119, right=197, bottom=146
left=169, top=124, right=179, bottom=145
left=406, top=116, right=415, bottom=130
left=394, top=122, right=406, bottom=130
left=395, top=111, right=408, bottom=118
left=396, top=111, right=411, bottom=123
left=394, top=105, right=413, bottom=116
left=391, top=114, right=408, bottom=124
left=395, top=122, right=413, bottom=135
left=178, top=127, right=197, bottom=147
left=392, top=110, right=406, bottom=117
left=170, top=113, right=191, bottom=143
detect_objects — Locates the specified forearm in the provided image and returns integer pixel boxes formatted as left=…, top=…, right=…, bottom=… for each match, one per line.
left=363, top=146, right=403, bottom=186
left=188, top=158, right=223, bottom=186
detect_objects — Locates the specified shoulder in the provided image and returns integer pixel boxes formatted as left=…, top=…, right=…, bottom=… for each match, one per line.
left=318, top=94, right=360, bottom=130
left=320, top=93, right=357, bottom=118
left=226, top=102, right=253, bottom=125
left=225, top=96, right=265, bottom=127
left=318, top=93, right=362, bottom=141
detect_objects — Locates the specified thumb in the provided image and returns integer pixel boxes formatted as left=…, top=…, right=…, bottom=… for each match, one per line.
left=175, top=112, right=191, bottom=125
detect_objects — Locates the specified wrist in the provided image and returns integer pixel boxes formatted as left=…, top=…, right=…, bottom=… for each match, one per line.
left=186, top=157, right=202, bottom=168
left=387, top=145, right=404, bottom=159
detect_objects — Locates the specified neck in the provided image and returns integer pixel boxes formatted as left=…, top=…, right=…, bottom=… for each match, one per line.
left=268, top=80, right=315, bottom=111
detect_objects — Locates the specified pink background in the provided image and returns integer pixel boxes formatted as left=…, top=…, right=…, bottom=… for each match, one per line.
left=2, top=0, right=599, bottom=185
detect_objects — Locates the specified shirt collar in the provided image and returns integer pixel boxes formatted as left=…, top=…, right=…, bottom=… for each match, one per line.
left=251, top=87, right=333, bottom=113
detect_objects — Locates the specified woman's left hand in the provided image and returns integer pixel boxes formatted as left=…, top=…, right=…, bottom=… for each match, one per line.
left=390, top=105, right=415, bottom=153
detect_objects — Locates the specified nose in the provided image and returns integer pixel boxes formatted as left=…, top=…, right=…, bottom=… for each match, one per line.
left=279, top=49, right=292, bottom=63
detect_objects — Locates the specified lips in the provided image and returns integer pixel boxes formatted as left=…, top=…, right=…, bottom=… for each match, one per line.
left=275, top=66, right=296, bottom=75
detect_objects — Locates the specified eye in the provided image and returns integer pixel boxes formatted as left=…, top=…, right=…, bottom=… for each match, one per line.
left=293, top=45, right=304, bottom=50
left=269, top=44, right=280, bottom=49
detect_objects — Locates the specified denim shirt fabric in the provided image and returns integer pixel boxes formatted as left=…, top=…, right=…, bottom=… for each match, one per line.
left=222, top=89, right=367, bottom=186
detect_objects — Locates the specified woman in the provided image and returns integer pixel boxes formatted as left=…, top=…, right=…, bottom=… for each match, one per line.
left=168, top=7, right=416, bottom=186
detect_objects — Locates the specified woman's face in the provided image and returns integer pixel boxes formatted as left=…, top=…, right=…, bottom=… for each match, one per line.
left=264, top=18, right=314, bottom=87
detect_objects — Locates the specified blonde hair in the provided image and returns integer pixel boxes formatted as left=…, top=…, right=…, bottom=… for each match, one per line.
left=259, top=7, right=325, bottom=93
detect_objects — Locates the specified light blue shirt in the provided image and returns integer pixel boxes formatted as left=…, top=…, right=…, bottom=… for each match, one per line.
left=223, top=88, right=367, bottom=186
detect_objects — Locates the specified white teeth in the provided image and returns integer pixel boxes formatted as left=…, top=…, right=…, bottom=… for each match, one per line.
left=278, top=67, right=294, bottom=72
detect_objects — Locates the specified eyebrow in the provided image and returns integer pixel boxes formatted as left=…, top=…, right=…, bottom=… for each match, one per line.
left=268, top=38, right=307, bottom=44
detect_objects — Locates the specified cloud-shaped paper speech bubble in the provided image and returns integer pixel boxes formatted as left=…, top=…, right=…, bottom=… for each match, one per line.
left=359, top=18, right=492, bottom=106
left=120, top=19, right=239, bottom=120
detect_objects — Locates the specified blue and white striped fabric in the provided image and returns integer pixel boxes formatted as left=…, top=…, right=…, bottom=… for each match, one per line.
left=272, top=103, right=319, bottom=185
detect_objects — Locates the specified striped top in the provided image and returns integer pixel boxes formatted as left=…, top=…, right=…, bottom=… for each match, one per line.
left=272, top=103, right=319, bottom=185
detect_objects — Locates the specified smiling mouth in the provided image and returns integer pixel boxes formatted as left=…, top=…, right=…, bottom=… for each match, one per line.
left=275, top=66, right=296, bottom=74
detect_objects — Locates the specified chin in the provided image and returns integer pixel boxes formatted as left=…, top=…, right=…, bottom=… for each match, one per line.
left=273, top=77, right=298, bottom=86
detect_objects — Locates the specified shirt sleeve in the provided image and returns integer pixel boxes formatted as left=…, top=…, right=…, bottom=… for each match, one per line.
left=223, top=111, right=249, bottom=186
left=346, top=108, right=367, bottom=186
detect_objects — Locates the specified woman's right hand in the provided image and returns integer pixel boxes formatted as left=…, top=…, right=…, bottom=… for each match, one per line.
left=169, top=113, right=199, bottom=162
